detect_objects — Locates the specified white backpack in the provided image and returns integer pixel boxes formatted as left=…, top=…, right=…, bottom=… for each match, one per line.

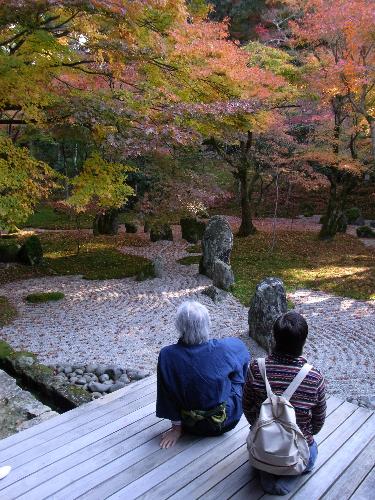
left=247, top=358, right=313, bottom=476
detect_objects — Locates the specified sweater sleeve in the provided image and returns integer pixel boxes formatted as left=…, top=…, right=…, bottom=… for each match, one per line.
left=311, top=374, right=326, bottom=435
left=242, top=363, right=258, bottom=426
left=155, top=355, right=181, bottom=421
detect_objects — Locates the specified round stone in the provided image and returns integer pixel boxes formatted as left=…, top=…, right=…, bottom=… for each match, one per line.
left=64, top=366, right=73, bottom=375
left=75, top=369, right=84, bottom=376
left=118, top=374, right=130, bottom=384
left=85, top=364, right=97, bottom=374
left=108, top=382, right=126, bottom=393
left=99, top=374, right=110, bottom=383
left=95, top=365, right=107, bottom=377
left=88, top=382, right=110, bottom=393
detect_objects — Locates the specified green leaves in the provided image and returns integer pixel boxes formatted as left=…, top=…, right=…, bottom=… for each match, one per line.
left=0, top=137, right=59, bottom=231
left=68, top=152, right=135, bottom=210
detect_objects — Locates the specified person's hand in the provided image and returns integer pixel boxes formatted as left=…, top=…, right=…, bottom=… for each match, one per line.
left=160, top=425, right=182, bottom=449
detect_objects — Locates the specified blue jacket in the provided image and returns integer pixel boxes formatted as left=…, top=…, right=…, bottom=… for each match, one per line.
left=156, top=338, right=250, bottom=427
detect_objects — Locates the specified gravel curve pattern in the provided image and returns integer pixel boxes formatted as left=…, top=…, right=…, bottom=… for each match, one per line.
left=0, top=224, right=373, bottom=402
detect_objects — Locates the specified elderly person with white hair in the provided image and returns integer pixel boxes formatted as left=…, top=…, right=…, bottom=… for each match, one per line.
left=156, top=300, right=250, bottom=448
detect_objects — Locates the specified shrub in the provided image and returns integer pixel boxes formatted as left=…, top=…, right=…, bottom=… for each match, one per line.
left=345, top=207, right=362, bottom=224
left=18, top=236, right=43, bottom=265
left=356, top=226, right=375, bottom=238
left=300, top=202, right=315, bottom=217
left=150, top=223, right=173, bottom=242
left=124, top=222, right=137, bottom=233
left=0, top=241, right=21, bottom=262
left=180, top=217, right=206, bottom=243
left=25, top=292, right=65, bottom=303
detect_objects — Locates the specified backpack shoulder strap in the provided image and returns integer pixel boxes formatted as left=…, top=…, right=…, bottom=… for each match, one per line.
left=257, top=358, right=274, bottom=399
left=282, top=363, right=313, bottom=401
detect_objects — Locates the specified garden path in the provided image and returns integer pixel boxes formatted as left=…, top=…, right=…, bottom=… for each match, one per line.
left=0, top=221, right=374, bottom=404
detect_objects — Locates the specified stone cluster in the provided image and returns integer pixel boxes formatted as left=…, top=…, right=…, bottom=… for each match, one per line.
left=53, top=364, right=150, bottom=399
left=347, top=395, right=375, bottom=410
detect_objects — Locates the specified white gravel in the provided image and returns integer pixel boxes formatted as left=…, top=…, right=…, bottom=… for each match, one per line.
left=0, top=225, right=374, bottom=402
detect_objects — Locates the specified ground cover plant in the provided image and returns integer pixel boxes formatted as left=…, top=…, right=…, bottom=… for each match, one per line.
left=0, top=232, right=150, bottom=285
left=231, top=231, right=375, bottom=304
left=25, top=292, right=65, bottom=304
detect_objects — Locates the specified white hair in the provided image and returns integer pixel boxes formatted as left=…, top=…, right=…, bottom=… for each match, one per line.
left=176, top=301, right=211, bottom=345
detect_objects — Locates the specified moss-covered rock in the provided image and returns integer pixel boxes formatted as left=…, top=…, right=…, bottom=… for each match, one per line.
left=0, top=340, right=14, bottom=360
left=356, top=225, right=375, bottom=238
left=18, top=235, right=43, bottom=265
left=0, top=344, right=91, bottom=410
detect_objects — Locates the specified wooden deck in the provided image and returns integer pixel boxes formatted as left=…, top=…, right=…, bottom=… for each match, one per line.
left=0, top=375, right=374, bottom=499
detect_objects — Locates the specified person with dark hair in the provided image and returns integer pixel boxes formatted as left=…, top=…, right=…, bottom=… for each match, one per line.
left=243, top=311, right=326, bottom=496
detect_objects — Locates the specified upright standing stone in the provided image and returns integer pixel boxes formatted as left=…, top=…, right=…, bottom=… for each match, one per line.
left=248, top=277, right=287, bottom=351
left=199, top=216, right=233, bottom=278
left=212, top=258, right=234, bottom=291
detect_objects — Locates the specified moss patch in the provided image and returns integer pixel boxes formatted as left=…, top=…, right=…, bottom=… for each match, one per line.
left=0, top=297, right=18, bottom=327
left=0, top=340, right=14, bottom=360
left=186, top=244, right=202, bottom=254
left=177, top=255, right=201, bottom=266
left=25, top=292, right=65, bottom=303
left=0, top=232, right=151, bottom=284
left=231, top=230, right=375, bottom=305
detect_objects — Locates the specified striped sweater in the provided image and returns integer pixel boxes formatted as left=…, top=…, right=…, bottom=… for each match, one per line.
left=242, top=352, right=326, bottom=445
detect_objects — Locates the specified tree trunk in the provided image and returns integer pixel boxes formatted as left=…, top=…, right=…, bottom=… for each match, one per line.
left=319, top=177, right=355, bottom=240
left=93, top=209, right=119, bottom=235
left=369, top=118, right=375, bottom=169
left=237, top=167, right=257, bottom=237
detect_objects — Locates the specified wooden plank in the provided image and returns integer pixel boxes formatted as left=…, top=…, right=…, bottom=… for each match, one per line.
left=201, top=460, right=256, bottom=500
left=14, top=419, right=171, bottom=500
left=238, top=403, right=367, bottom=500
left=1, top=386, right=156, bottom=463
left=0, top=374, right=156, bottom=451
left=52, top=434, right=201, bottom=500
left=321, top=437, right=375, bottom=500
left=108, top=398, right=338, bottom=498
left=229, top=476, right=265, bottom=500
left=89, top=420, right=249, bottom=500
left=0, top=409, right=160, bottom=495
left=259, top=407, right=373, bottom=500
left=351, top=467, right=375, bottom=500
left=292, top=413, right=375, bottom=500
left=147, top=426, right=250, bottom=500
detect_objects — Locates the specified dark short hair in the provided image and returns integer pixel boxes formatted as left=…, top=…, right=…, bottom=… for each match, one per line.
left=273, top=312, right=308, bottom=357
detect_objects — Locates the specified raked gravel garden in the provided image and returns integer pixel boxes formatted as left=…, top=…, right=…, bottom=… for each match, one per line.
left=0, top=219, right=374, bottom=408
